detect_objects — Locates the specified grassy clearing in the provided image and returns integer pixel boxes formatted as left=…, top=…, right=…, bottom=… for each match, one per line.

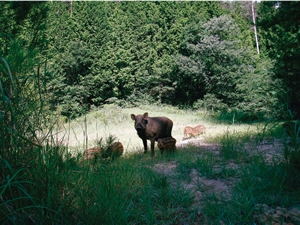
left=2, top=92, right=300, bottom=224
left=56, top=104, right=276, bottom=156
left=55, top=104, right=210, bottom=153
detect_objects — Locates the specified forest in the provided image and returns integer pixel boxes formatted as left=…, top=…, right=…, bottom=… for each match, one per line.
left=1, top=1, right=299, bottom=121
left=1, top=1, right=300, bottom=224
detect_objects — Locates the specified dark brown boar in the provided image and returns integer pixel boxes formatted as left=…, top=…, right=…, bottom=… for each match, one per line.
left=131, top=112, right=173, bottom=156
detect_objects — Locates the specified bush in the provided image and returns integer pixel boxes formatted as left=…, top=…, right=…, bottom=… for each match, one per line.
left=193, top=93, right=228, bottom=113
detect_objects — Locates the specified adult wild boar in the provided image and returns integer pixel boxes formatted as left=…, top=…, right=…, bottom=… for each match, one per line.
left=131, top=112, right=173, bottom=156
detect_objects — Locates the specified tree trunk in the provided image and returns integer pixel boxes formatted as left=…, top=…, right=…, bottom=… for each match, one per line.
left=252, top=1, right=260, bottom=54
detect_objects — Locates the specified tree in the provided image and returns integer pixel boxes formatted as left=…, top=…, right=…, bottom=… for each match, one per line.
left=236, top=57, right=283, bottom=119
left=257, top=1, right=300, bottom=118
left=0, top=2, right=48, bottom=88
left=175, top=15, right=282, bottom=120
left=175, top=15, right=249, bottom=104
left=45, top=1, right=228, bottom=115
left=252, top=1, right=260, bottom=54
left=46, top=2, right=110, bottom=118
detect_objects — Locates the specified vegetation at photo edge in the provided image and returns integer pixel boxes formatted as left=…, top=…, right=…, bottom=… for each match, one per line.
left=0, top=1, right=299, bottom=224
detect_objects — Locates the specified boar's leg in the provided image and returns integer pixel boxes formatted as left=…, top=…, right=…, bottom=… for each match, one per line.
left=142, top=138, right=147, bottom=154
left=150, top=139, right=155, bottom=157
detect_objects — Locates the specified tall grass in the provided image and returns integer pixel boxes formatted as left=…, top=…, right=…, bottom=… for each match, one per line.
left=0, top=58, right=70, bottom=223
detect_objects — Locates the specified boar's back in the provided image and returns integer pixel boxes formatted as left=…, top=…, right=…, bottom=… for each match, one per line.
left=145, top=116, right=173, bottom=140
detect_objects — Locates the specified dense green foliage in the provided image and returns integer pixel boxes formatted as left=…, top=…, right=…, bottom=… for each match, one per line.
left=257, top=1, right=300, bottom=119
left=45, top=2, right=227, bottom=118
left=176, top=15, right=282, bottom=120
left=1, top=1, right=299, bottom=120
left=1, top=2, right=300, bottom=224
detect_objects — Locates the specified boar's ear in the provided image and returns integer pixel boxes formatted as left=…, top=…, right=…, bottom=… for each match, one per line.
left=143, top=112, right=149, bottom=118
left=130, top=114, right=136, bottom=120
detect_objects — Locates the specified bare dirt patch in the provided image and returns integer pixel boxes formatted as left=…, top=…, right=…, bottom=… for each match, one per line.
left=151, top=137, right=300, bottom=224
left=152, top=138, right=230, bottom=201
left=176, top=137, right=221, bottom=152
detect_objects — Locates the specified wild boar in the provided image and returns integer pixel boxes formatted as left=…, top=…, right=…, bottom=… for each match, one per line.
left=184, top=124, right=206, bottom=138
left=157, top=137, right=176, bottom=154
left=84, top=142, right=124, bottom=161
left=183, top=126, right=195, bottom=138
left=195, top=124, right=206, bottom=135
left=131, top=112, right=173, bottom=156
left=83, top=147, right=102, bottom=160
left=104, top=142, right=124, bottom=160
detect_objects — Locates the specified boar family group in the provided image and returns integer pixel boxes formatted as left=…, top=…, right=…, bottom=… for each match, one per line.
left=84, top=112, right=206, bottom=160
left=131, top=112, right=206, bottom=156
left=84, top=114, right=298, bottom=160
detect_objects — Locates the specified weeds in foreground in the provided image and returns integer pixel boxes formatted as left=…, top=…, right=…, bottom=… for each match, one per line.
left=199, top=127, right=300, bottom=225
left=1, top=122, right=300, bottom=224
left=282, top=120, right=300, bottom=188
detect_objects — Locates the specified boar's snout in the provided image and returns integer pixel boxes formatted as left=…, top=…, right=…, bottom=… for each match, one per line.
left=131, top=114, right=147, bottom=131
left=135, top=122, right=145, bottom=131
